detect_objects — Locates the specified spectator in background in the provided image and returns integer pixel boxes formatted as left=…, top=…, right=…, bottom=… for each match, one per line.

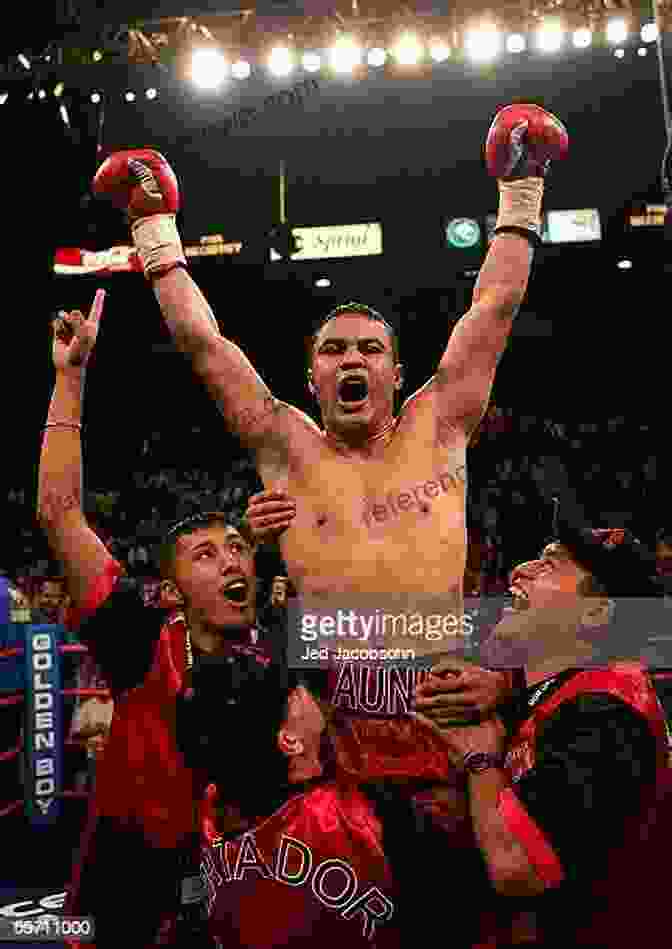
left=31, top=575, right=69, bottom=624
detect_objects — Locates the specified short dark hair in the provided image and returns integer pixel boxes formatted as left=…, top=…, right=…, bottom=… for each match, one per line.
left=311, top=302, right=399, bottom=363
left=157, top=511, right=255, bottom=580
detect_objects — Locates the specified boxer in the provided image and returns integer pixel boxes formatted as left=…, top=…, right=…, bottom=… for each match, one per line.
left=91, top=104, right=568, bottom=675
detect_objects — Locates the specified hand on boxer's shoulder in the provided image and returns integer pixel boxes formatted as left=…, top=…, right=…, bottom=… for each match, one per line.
left=245, top=490, right=296, bottom=543
left=93, top=149, right=180, bottom=221
left=485, top=103, right=568, bottom=179
left=415, top=661, right=510, bottom=720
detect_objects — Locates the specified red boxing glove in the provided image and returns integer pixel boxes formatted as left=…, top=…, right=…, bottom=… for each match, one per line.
left=486, top=104, right=568, bottom=180
left=92, top=150, right=185, bottom=279
left=93, top=149, right=180, bottom=220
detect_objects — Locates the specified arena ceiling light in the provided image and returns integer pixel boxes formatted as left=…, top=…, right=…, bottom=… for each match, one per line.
left=464, top=25, right=503, bottom=63
left=572, top=28, right=592, bottom=49
left=191, top=48, right=230, bottom=89
left=617, top=259, right=633, bottom=269
left=536, top=21, right=565, bottom=53
left=0, top=93, right=8, bottom=105
left=637, top=47, right=648, bottom=56
left=268, top=46, right=294, bottom=77
left=506, top=33, right=526, bottom=54
left=53, top=82, right=65, bottom=98
left=146, top=88, right=158, bottom=99
left=329, top=36, right=363, bottom=73
left=641, top=23, right=658, bottom=43
left=367, top=47, right=387, bottom=66
left=60, top=104, right=70, bottom=126
left=428, top=40, right=451, bottom=62
left=91, top=92, right=102, bottom=104
left=125, top=90, right=136, bottom=102
left=391, top=33, right=423, bottom=65
left=605, top=19, right=628, bottom=45
left=231, top=59, right=252, bottom=79
left=614, top=48, right=625, bottom=58
left=302, top=52, right=321, bottom=72
left=315, top=277, right=331, bottom=287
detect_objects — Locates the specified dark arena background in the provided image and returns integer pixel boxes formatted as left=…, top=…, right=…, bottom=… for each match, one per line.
left=1, top=0, right=672, bottom=941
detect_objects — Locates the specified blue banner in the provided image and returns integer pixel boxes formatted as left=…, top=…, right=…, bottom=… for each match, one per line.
left=23, top=626, right=63, bottom=826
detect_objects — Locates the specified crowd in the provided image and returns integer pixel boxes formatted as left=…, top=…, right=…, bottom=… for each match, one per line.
left=4, top=409, right=667, bottom=598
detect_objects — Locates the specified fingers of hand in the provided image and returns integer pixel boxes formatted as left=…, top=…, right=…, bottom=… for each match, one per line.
left=249, top=491, right=294, bottom=506
left=249, top=503, right=296, bottom=520
left=415, top=693, right=477, bottom=712
left=90, top=288, right=106, bottom=323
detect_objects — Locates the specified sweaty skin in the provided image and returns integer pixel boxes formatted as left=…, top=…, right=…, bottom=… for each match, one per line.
left=258, top=389, right=467, bottom=654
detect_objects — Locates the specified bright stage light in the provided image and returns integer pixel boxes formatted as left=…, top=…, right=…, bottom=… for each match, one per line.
left=617, top=259, right=632, bottom=270
left=572, top=28, right=592, bottom=49
left=191, top=49, right=229, bottom=89
left=302, top=52, right=322, bottom=72
left=506, top=33, right=526, bottom=54
left=429, top=41, right=451, bottom=62
left=614, top=48, right=625, bottom=58
left=38, top=89, right=47, bottom=100
left=18, top=54, right=31, bottom=70
left=268, top=46, right=294, bottom=77
left=367, top=48, right=387, bottom=67
left=315, top=277, right=331, bottom=288
left=391, top=33, right=423, bottom=65
left=606, top=19, right=628, bottom=45
left=231, top=60, right=251, bottom=79
left=54, top=82, right=64, bottom=97
left=641, top=23, right=659, bottom=43
left=638, top=47, right=648, bottom=56
left=91, top=92, right=102, bottom=104
left=536, top=21, right=565, bottom=53
left=464, top=26, right=503, bottom=63
left=146, top=88, right=158, bottom=100
left=60, top=104, right=70, bottom=126
left=125, top=91, right=136, bottom=102
left=0, top=93, right=7, bottom=105
left=329, top=36, right=363, bottom=73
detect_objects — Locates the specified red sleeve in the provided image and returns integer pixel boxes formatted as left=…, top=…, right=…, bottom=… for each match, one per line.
left=497, top=787, right=564, bottom=888
left=65, top=558, right=125, bottom=631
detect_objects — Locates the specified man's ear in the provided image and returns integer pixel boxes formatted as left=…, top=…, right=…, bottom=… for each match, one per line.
left=277, top=728, right=304, bottom=757
left=159, top=580, right=184, bottom=609
left=307, top=370, right=317, bottom=397
left=394, top=363, right=404, bottom=391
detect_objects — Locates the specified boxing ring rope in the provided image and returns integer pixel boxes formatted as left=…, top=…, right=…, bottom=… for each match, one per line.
left=0, top=633, right=111, bottom=823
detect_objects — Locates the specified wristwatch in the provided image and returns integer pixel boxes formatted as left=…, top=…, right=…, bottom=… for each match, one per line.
left=462, top=751, right=505, bottom=775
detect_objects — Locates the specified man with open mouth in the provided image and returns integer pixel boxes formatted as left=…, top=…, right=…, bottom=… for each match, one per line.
left=414, top=512, right=671, bottom=947
left=37, top=290, right=271, bottom=948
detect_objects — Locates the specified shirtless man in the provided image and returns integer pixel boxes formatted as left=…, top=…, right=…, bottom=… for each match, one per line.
left=93, top=105, right=567, bottom=674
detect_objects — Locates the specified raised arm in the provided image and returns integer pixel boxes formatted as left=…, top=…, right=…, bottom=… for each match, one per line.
left=37, top=290, right=113, bottom=609
left=92, top=151, right=281, bottom=451
left=434, top=105, right=568, bottom=437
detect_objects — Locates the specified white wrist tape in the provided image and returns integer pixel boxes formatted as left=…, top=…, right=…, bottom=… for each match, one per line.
left=131, top=214, right=186, bottom=278
left=495, top=178, right=545, bottom=233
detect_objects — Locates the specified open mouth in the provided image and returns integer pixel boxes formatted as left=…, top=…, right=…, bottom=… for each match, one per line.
left=337, top=375, right=369, bottom=409
left=221, top=579, right=249, bottom=604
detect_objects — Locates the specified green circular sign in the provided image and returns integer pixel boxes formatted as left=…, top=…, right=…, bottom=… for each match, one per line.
left=446, top=218, right=481, bottom=249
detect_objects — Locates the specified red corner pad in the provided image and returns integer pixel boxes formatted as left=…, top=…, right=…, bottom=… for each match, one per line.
left=498, top=787, right=564, bottom=888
